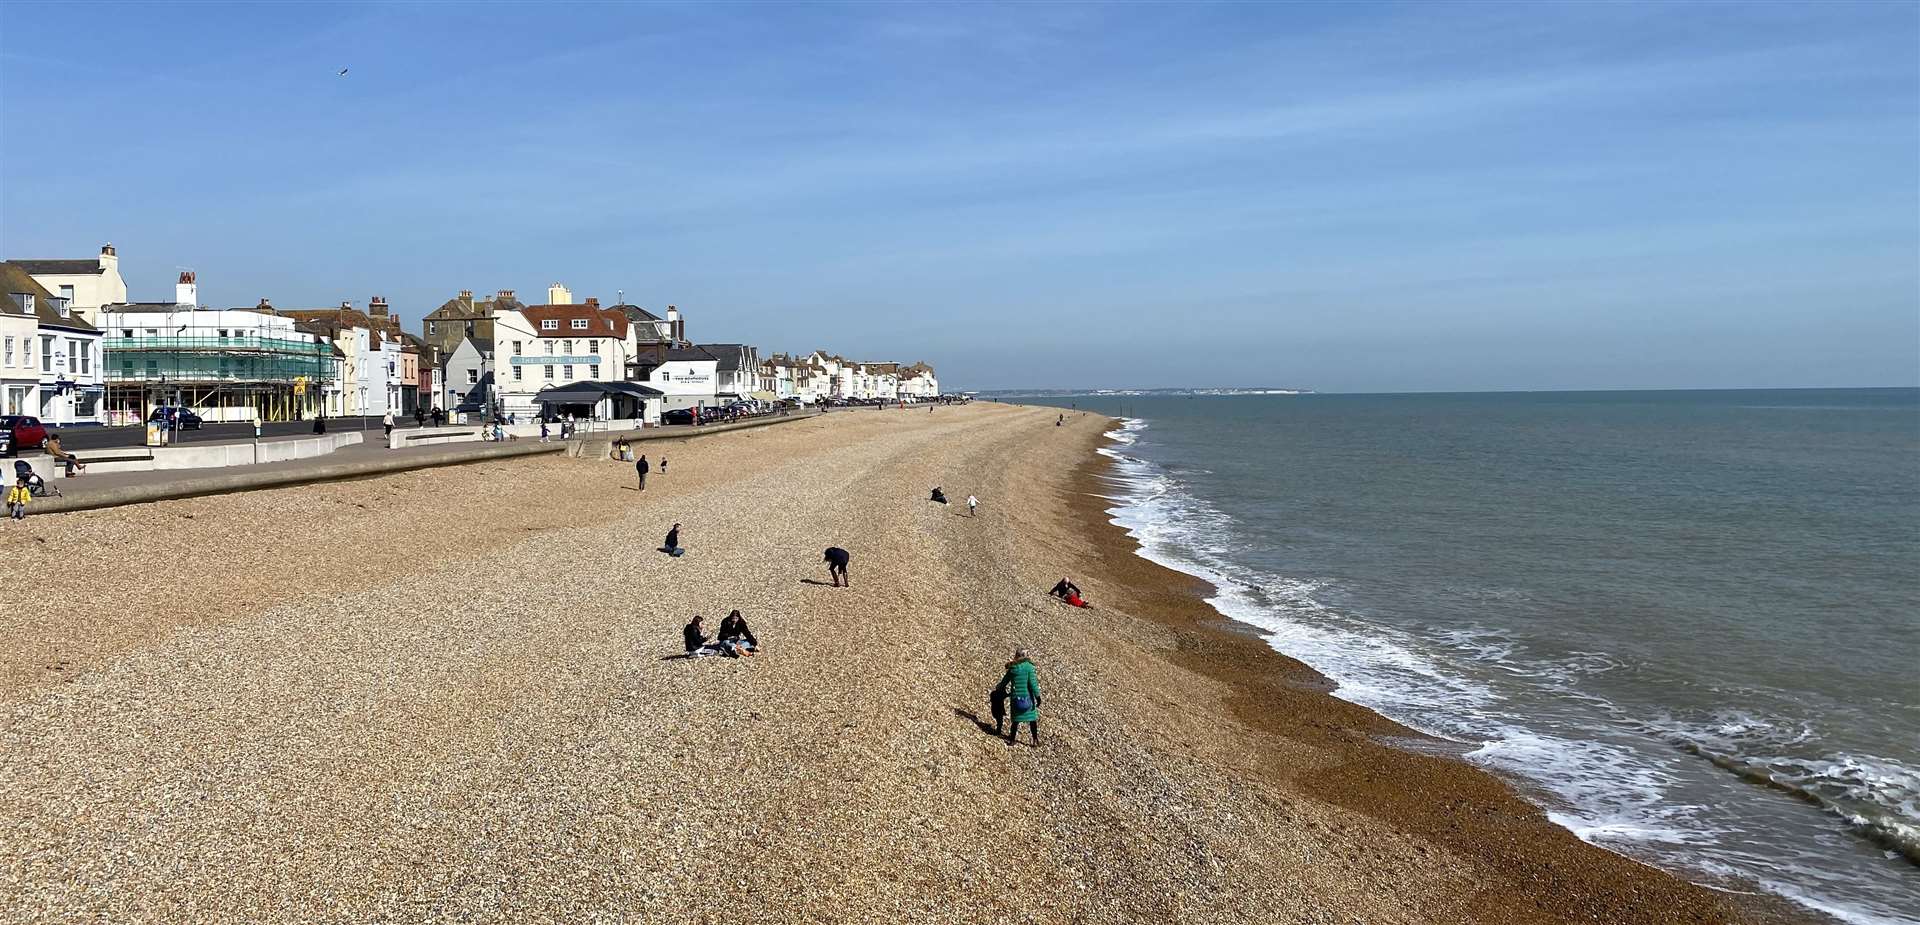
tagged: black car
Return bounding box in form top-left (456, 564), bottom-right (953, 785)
top-left (147, 406), bottom-right (204, 430)
top-left (661, 408), bottom-right (698, 425)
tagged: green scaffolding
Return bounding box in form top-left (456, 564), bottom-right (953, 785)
top-left (102, 335), bottom-right (337, 425)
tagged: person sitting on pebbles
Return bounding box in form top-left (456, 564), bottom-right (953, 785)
top-left (662, 523), bottom-right (685, 557)
top-left (715, 610), bottom-right (759, 657)
top-left (683, 615), bottom-right (714, 657)
top-left (929, 486), bottom-right (948, 505)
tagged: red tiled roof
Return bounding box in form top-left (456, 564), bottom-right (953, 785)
top-left (521, 304), bottom-right (628, 339)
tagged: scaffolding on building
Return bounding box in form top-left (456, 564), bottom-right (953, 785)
top-left (102, 328), bottom-right (339, 425)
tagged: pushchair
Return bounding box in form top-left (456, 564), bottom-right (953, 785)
top-left (11, 460), bottom-right (59, 499)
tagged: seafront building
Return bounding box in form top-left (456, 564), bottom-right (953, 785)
top-left (1, 262), bottom-right (106, 424)
top-left (13, 243), bottom-right (128, 325)
top-left (14, 244), bottom-right (941, 426)
top-left (96, 279), bottom-right (340, 424)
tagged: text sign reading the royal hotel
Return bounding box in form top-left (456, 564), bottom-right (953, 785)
top-left (509, 356), bottom-right (600, 366)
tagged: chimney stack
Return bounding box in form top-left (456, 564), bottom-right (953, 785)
top-left (584, 297), bottom-right (599, 309)
top-left (257, 298), bottom-right (273, 311)
top-left (459, 289), bottom-right (474, 301)
top-left (497, 289), bottom-right (515, 302)
top-left (666, 304), bottom-right (683, 345)
top-left (176, 271), bottom-right (197, 308)
top-left (548, 282), bottom-right (573, 305)
top-left (369, 296), bottom-right (389, 317)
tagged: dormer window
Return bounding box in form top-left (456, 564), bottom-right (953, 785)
top-left (541, 319), bottom-right (558, 331)
top-left (571, 318), bottom-right (588, 330)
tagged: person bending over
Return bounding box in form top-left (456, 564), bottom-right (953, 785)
top-left (823, 546), bottom-right (851, 587)
top-left (1049, 579), bottom-right (1081, 600)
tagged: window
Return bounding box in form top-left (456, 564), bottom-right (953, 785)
top-left (144, 328), bottom-right (157, 336)
top-left (588, 340), bottom-right (599, 354)
top-left (3, 336), bottom-right (11, 366)
top-left (544, 341), bottom-right (554, 355)
top-left (512, 340), bottom-right (523, 356)
top-left (218, 329), bottom-right (230, 339)
top-left (59, 285), bottom-right (75, 302)
top-left (41, 336), bottom-right (54, 372)
top-left (544, 365), bottom-right (554, 380)
top-left (467, 369), bottom-right (478, 385)
top-left (465, 322), bottom-right (475, 335)
top-left (540, 319), bottom-right (558, 331)
top-left (21, 294), bottom-right (34, 313)
top-left (72, 339), bottom-right (90, 374)
top-left (427, 321), bottom-right (437, 335)
top-left (590, 364), bottom-right (600, 379)
top-left (571, 318), bottom-right (588, 330)
top-left (122, 329), bottom-right (133, 338)
top-left (562, 365), bottom-right (574, 380)
top-left (513, 365), bottom-right (523, 381)
top-left (563, 340), bottom-right (574, 354)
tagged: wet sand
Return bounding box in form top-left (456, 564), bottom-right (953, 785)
top-left (0, 403), bottom-right (1806, 923)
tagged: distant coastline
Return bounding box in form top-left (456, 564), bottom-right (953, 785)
top-left (977, 387), bottom-right (1312, 398)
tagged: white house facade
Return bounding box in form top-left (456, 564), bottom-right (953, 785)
top-left (494, 300), bottom-right (639, 421)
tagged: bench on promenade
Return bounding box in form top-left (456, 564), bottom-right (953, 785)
top-left (403, 430), bottom-right (479, 442)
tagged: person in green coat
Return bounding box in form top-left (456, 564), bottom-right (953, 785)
top-left (996, 649), bottom-right (1042, 746)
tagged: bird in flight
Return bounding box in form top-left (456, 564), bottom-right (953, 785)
top-left (337, 67), bottom-right (349, 77)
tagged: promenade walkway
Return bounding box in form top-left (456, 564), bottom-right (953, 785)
top-left (25, 413), bottom-right (817, 515)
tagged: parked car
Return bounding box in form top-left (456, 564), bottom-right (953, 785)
top-left (661, 409), bottom-right (698, 425)
top-left (147, 406), bottom-right (204, 430)
top-left (0, 415), bottom-right (49, 456)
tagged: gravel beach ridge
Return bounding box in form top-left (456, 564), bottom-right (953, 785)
top-left (0, 403), bottom-right (1798, 924)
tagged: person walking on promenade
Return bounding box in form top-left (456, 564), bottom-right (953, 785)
top-left (539, 420), bottom-right (550, 443)
top-left (313, 413), bottom-right (327, 435)
top-left (414, 407), bottom-right (426, 427)
top-left (823, 546), bottom-right (851, 587)
top-left (996, 649), bottom-right (1042, 745)
top-left (6, 476), bottom-right (30, 520)
top-left (966, 494), bottom-right (978, 517)
top-left (382, 409), bottom-right (394, 440)
top-left (636, 454), bottom-right (650, 491)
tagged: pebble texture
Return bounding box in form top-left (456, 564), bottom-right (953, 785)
top-left (0, 404), bottom-right (1777, 924)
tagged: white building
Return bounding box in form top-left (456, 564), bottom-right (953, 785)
top-left (629, 344), bottom-right (719, 415)
top-left (15, 243), bottom-right (128, 326)
top-left (900, 362), bottom-right (939, 399)
top-left (495, 299), bottom-right (643, 421)
top-left (1, 269), bottom-right (43, 417)
top-left (699, 343), bottom-right (760, 402)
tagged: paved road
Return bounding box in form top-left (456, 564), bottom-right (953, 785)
top-left (47, 417), bottom-right (394, 451)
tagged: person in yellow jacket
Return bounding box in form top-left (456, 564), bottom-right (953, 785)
top-left (6, 476), bottom-right (30, 520)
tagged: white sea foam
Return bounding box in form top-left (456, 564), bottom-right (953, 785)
top-left (1093, 418), bottom-right (1920, 925)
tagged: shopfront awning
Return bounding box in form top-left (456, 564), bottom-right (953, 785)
top-left (535, 381), bottom-right (664, 404)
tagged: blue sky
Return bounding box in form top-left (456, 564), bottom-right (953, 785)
top-left (2, 1), bottom-right (1915, 391)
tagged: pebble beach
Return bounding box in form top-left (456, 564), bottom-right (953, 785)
top-left (0, 403), bottom-right (1798, 924)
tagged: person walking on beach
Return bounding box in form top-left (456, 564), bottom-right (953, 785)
top-left (996, 649), bottom-right (1042, 746)
top-left (966, 494), bottom-right (978, 517)
top-left (823, 546), bottom-right (851, 587)
top-left (636, 454), bottom-right (650, 491)
top-left (660, 456), bottom-right (667, 474)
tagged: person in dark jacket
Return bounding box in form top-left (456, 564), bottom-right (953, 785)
top-left (929, 487), bottom-right (948, 505)
top-left (996, 649), bottom-right (1042, 745)
top-left (1049, 578), bottom-right (1081, 600)
top-left (683, 615), bottom-right (708, 655)
top-left (636, 454), bottom-right (650, 491)
top-left (823, 546), bottom-right (850, 587)
top-left (313, 414), bottom-right (327, 434)
top-left (716, 609), bottom-right (758, 656)
top-left (663, 523), bottom-right (684, 557)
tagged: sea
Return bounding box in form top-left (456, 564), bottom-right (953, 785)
top-left (1015, 389), bottom-right (1919, 925)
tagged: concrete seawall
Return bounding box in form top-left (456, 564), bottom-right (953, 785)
top-left (27, 412), bottom-right (818, 515)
